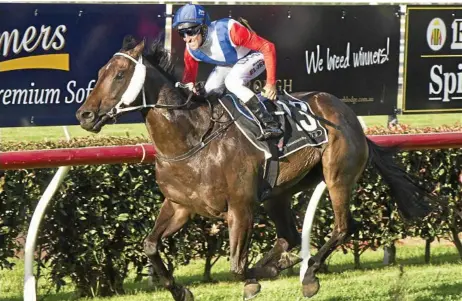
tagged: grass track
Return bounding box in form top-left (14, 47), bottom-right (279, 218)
top-left (1, 243), bottom-right (462, 301)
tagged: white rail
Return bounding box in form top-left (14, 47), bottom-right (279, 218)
top-left (23, 166), bottom-right (71, 301)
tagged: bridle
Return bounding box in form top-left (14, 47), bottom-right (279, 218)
top-left (105, 51), bottom-right (233, 162)
top-left (106, 52), bottom-right (196, 119)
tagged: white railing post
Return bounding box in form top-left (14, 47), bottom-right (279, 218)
top-left (299, 180), bottom-right (326, 282)
top-left (24, 126), bottom-right (72, 301)
top-left (23, 166), bottom-right (71, 301)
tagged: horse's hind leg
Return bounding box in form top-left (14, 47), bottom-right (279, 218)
top-left (301, 182), bottom-right (354, 297)
top-left (246, 193), bottom-right (302, 280)
top-left (144, 198), bottom-right (193, 301)
top-left (302, 141), bottom-right (367, 298)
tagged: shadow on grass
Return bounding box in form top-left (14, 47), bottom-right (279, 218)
top-left (0, 297), bottom-right (22, 301)
top-left (0, 291), bottom-right (76, 301)
top-left (0, 271), bottom-right (236, 301)
top-left (323, 297), bottom-right (356, 301)
top-left (4, 251), bottom-right (460, 300)
top-left (319, 251), bottom-right (461, 275)
top-left (123, 270), bottom-right (236, 294)
top-left (123, 251), bottom-right (461, 295)
top-left (122, 251), bottom-right (462, 291)
top-left (414, 283), bottom-right (462, 301)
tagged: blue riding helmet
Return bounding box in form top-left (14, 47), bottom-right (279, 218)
top-left (172, 4), bottom-right (211, 29)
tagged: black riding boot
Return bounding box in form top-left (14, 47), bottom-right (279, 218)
top-left (245, 96), bottom-right (283, 141)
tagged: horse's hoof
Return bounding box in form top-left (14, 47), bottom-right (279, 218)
top-left (243, 279), bottom-right (261, 300)
top-left (302, 277), bottom-right (320, 298)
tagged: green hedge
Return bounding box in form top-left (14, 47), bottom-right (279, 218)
top-left (1, 126), bottom-right (461, 297)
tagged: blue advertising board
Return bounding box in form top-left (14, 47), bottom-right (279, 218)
top-left (0, 3), bottom-right (166, 127)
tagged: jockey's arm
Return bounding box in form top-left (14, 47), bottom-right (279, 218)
top-left (182, 48), bottom-right (199, 84)
top-left (229, 22), bottom-right (277, 86)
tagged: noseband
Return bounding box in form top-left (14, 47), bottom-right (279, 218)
top-left (106, 52), bottom-right (197, 119)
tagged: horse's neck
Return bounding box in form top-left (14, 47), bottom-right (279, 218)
top-left (143, 79), bottom-right (210, 158)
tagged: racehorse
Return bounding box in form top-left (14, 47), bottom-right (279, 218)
top-left (76, 36), bottom-right (435, 301)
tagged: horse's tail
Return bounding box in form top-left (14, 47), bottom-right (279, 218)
top-left (366, 138), bottom-right (434, 220)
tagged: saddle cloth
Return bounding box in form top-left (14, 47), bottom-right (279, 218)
top-left (218, 91), bottom-right (329, 200)
top-left (218, 91), bottom-right (329, 160)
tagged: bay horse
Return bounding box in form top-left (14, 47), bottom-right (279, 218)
top-left (76, 36), bottom-right (434, 300)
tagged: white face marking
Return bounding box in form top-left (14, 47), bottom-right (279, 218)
top-left (105, 62), bottom-right (112, 70)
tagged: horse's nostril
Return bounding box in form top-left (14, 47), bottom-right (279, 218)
top-left (80, 110), bottom-right (96, 121)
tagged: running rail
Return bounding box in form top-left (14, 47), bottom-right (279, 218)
top-left (2, 132), bottom-right (461, 170)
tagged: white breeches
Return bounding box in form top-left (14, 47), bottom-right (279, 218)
top-left (204, 52), bottom-right (265, 103)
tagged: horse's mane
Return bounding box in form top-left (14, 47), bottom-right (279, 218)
top-left (121, 35), bottom-right (204, 103)
top-left (121, 35), bottom-right (179, 84)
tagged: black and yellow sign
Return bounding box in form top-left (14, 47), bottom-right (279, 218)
top-left (403, 6), bottom-right (462, 113)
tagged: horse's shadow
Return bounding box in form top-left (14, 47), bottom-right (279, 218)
top-left (121, 250), bottom-right (461, 294)
top-left (0, 291), bottom-right (75, 301)
top-left (3, 252), bottom-right (458, 301)
top-left (414, 283), bottom-right (462, 301)
top-left (323, 250), bottom-right (461, 274)
top-left (125, 270), bottom-right (236, 292)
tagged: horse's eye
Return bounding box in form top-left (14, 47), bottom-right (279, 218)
top-left (115, 71), bottom-right (124, 80)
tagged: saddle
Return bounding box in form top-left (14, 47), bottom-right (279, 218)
top-left (217, 91), bottom-right (329, 201)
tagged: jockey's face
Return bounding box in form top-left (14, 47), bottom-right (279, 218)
top-left (182, 31), bottom-right (202, 50)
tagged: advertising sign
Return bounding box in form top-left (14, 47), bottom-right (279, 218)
top-left (0, 3), bottom-right (166, 127)
top-left (171, 5), bottom-right (401, 116)
top-left (403, 6), bottom-right (462, 113)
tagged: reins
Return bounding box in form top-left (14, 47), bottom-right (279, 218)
top-left (154, 84), bottom-right (234, 163)
top-left (106, 52), bottom-right (234, 163)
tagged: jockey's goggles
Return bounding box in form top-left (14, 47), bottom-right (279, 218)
top-left (178, 25), bottom-right (202, 38)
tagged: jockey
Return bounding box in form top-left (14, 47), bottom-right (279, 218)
top-left (172, 4), bottom-right (283, 141)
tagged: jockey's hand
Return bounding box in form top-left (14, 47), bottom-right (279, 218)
top-left (175, 82), bottom-right (198, 94)
top-left (184, 82), bottom-right (198, 94)
top-left (262, 83), bottom-right (277, 101)
top-left (195, 81), bottom-right (206, 96)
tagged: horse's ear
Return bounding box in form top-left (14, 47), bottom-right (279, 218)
top-left (130, 39), bottom-right (145, 58)
top-left (122, 35), bottom-right (137, 50)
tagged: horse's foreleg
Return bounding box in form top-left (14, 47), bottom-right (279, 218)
top-left (246, 195), bottom-right (302, 280)
top-left (227, 203), bottom-right (257, 300)
top-left (144, 199), bottom-right (193, 301)
top-left (265, 194), bottom-right (301, 249)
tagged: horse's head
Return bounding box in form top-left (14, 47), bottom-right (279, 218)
top-left (76, 36), bottom-right (145, 133)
